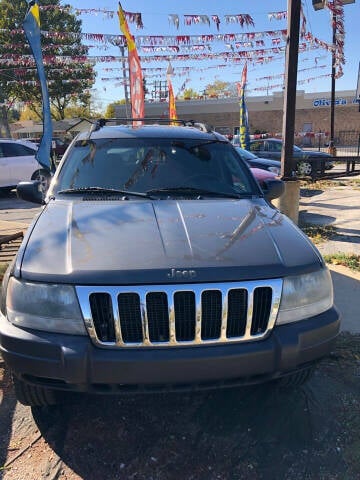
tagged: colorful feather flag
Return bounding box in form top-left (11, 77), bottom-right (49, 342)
top-left (118, 2), bottom-right (144, 124)
top-left (23, 0), bottom-right (52, 171)
top-left (167, 77), bottom-right (177, 123)
top-left (237, 63), bottom-right (250, 150)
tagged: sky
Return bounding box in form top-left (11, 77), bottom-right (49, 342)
top-left (62, 0), bottom-right (360, 109)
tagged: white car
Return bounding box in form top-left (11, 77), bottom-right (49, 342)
top-left (0, 139), bottom-right (51, 193)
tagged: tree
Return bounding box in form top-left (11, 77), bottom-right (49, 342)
top-left (20, 105), bottom-right (41, 121)
top-left (0, 0), bottom-right (95, 121)
top-left (204, 80), bottom-right (236, 98)
top-left (104, 100), bottom-right (127, 118)
top-left (180, 88), bottom-right (199, 100)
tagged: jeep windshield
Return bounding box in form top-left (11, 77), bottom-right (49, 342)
top-left (54, 138), bottom-right (260, 198)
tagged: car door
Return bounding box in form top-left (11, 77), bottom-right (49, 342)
top-left (249, 140), bottom-right (267, 158)
top-left (1, 142), bottom-right (39, 186)
top-left (0, 143), bottom-right (12, 187)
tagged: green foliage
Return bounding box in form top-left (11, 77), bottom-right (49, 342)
top-left (323, 253), bottom-right (360, 272)
top-left (181, 88), bottom-right (198, 99)
top-left (104, 100), bottom-right (126, 118)
top-left (204, 80), bottom-right (236, 98)
top-left (0, 0), bottom-right (95, 120)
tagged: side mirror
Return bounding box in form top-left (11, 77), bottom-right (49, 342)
top-left (17, 181), bottom-right (45, 205)
top-left (262, 179), bottom-right (285, 201)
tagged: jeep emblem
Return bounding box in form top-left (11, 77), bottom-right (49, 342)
top-left (167, 268), bottom-right (197, 279)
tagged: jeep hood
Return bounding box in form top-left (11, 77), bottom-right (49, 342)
top-left (19, 199), bottom-right (322, 284)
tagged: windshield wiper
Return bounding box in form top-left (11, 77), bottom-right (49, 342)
top-left (57, 187), bottom-right (154, 199)
top-left (146, 187), bottom-right (246, 199)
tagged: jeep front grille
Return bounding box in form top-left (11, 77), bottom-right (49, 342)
top-left (76, 280), bottom-right (282, 348)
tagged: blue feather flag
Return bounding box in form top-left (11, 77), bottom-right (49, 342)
top-left (23, 0), bottom-right (52, 171)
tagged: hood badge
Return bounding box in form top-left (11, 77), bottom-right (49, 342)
top-left (167, 268), bottom-right (197, 279)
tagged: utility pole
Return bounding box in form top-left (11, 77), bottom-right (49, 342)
top-left (329, 8), bottom-right (337, 156)
top-left (312, 0), bottom-right (356, 153)
top-left (276, 0), bottom-right (301, 223)
top-left (0, 86), bottom-right (11, 138)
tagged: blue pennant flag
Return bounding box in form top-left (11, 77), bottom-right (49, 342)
top-left (23, 0), bottom-right (52, 171)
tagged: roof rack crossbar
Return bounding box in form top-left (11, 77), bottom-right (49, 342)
top-left (86, 118), bottom-right (214, 137)
top-left (90, 118), bottom-right (188, 127)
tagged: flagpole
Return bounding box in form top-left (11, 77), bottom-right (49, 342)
top-left (119, 45), bottom-right (130, 118)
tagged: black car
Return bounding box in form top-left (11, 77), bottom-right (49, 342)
top-left (249, 138), bottom-right (334, 176)
top-left (234, 146), bottom-right (281, 176)
top-left (0, 119), bottom-right (339, 406)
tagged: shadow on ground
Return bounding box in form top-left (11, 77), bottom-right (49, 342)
top-left (299, 211), bottom-right (336, 226)
top-left (300, 188), bottom-right (324, 198)
top-left (0, 190), bottom-right (39, 210)
top-left (28, 355), bottom-right (359, 480)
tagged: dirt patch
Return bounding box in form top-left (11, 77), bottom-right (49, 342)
top-left (1, 333), bottom-right (359, 480)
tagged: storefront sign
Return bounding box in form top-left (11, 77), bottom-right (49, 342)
top-left (313, 98), bottom-right (347, 107)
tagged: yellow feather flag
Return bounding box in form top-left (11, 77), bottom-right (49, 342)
top-left (167, 76), bottom-right (177, 124)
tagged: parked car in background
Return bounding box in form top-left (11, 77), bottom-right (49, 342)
top-left (51, 137), bottom-right (69, 158)
top-left (27, 137), bottom-right (69, 159)
top-left (249, 167), bottom-right (284, 201)
top-left (0, 139), bottom-right (51, 193)
top-left (250, 167), bottom-right (277, 184)
top-left (249, 138), bottom-right (334, 176)
top-left (234, 146), bottom-right (281, 176)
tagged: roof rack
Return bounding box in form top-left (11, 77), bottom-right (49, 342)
top-left (88, 118), bottom-right (214, 134)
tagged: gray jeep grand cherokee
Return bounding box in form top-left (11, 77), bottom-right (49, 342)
top-left (0, 120), bottom-right (340, 406)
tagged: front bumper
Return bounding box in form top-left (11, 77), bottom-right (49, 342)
top-left (0, 307), bottom-right (340, 393)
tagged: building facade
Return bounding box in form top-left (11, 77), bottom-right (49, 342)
top-left (115, 89), bottom-right (360, 146)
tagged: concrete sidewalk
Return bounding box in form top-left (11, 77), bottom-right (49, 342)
top-left (299, 182), bottom-right (360, 256)
top-left (328, 265), bottom-right (360, 334)
top-left (299, 177), bottom-right (360, 333)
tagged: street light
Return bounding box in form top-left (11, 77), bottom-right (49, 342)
top-left (312, 0), bottom-right (355, 156)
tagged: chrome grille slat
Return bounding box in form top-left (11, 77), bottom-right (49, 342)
top-left (76, 280), bottom-right (283, 349)
top-left (139, 291), bottom-right (151, 346)
top-left (245, 287), bottom-right (254, 339)
top-left (194, 288), bottom-right (202, 343)
top-left (110, 292), bottom-right (124, 346)
top-left (220, 291), bottom-right (228, 342)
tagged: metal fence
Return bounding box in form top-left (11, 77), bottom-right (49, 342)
top-left (314, 130), bottom-right (360, 156)
top-left (302, 131), bottom-right (360, 180)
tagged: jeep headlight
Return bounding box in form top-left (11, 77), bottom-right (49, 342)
top-left (6, 277), bottom-right (86, 335)
top-left (277, 268), bottom-right (333, 324)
